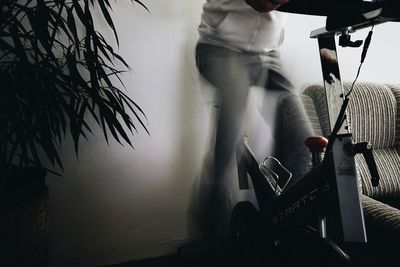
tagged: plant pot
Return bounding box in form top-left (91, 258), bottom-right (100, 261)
top-left (0, 167), bottom-right (49, 267)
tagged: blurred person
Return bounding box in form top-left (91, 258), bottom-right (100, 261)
top-left (193, 0), bottom-right (294, 242)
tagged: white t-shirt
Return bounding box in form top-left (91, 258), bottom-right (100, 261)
top-left (198, 0), bottom-right (287, 52)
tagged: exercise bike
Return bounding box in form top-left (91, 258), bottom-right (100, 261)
top-left (231, 1), bottom-right (399, 266)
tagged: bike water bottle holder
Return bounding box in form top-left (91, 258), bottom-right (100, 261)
top-left (259, 157), bottom-right (293, 197)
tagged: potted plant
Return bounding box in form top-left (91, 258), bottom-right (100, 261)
top-left (0, 0), bottom-right (148, 266)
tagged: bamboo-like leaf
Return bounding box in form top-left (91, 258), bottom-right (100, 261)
top-left (9, 20), bottom-right (28, 63)
top-left (99, 110), bottom-right (110, 145)
top-left (92, 31), bottom-right (113, 63)
top-left (28, 2), bottom-right (51, 52)
top-left (119, 91), bottom-right (149, 135)
top-left (132, 0), bottom-right (150, 13)
top-left (28, 139), bottom-right (41, 168)
top-left (100, 104), bottom-right (129, 146)
top-left (97, 32), bottom-right (131, 70)
top-left (72, 101), bottom-right (91, 155)
top-left (71, 0), bottom-right (87, 29)
top-left (96, 61), bottom-right (115, 91)
top-left (39, 136), bottom-right (63, 170)
top-left (47, 5), bottom-right (74, 46)
top-left (66, 6), bottom-right (81, 58)
top-left (0, 37), bottom-right (16, 55)
top-left (97, 0), bottom-right (119, 46)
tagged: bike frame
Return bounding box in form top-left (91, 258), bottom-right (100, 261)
top-left (235, 15), bottom-right (391, 244)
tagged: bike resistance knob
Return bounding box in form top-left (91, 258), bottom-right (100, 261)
top-left (305, 136), bottom-right (329, 153)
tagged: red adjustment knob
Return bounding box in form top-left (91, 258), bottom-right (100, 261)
top-left (305, 136), bottom-right (329, 153)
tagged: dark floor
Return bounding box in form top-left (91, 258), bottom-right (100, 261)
top-left (102, 236), bottom-right (365, 267)
top-left (103, 241), bottom-right (243, 267)
top-left (103, 256), bottom-right (182, 267)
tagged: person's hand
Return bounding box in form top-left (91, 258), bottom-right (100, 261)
top-left (245, 0), bottom-right (289, 12)
top-left (320, 48), bottom-right (337, 65)
top-left (320, 48), bottom-right (339, 84)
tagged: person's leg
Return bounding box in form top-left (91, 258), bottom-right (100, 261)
top-left (260, 51), bottom-right (315, 181)
top-left (195, 43), bottom-right (261, 239)
top-left (256, 50), bottom-right (293, 92)
top-left (196, 43), bottom-right (261, 183)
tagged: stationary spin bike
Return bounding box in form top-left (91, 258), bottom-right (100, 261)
top-left (231, 1), bottom-right (399, 266)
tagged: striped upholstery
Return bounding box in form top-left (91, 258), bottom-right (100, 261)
top-left (303, 83), bottom-right (400, 200)
top-left (346, 83), bottom-right (396, 148)
top-left (362, 195), bottom-right (400, 233)
top-left (303, 85), bottom-right (330, 137)
top-left (388, 84), bottom-right (400, 146)
top-left (360, 194), bottom-right (400, 266)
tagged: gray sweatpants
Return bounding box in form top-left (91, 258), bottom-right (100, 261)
top-left (196, 42), bottom-right (293, 181)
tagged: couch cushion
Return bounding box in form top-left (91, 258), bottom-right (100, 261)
top-left (388, 84), bottom-right (400, 147)
top-left (346, 83), bottom-right (396, 149)
top-left (356, 195), bottom-right (400, 266)
top-left (303, 85), bottom-right (331, 137)
top-left (357, 148), bottom-right (400, 199)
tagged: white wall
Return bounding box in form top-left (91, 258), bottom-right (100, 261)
top-left (281, 14), bottom-right (400, 90)
top-left (47, 1), bottom-right (400, 266)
